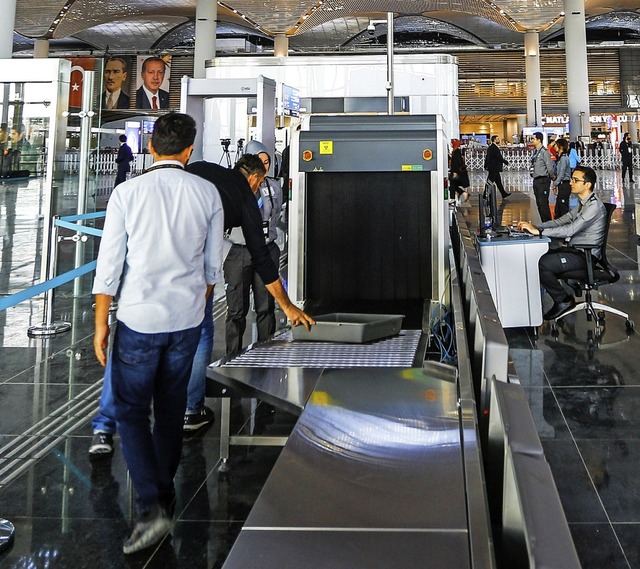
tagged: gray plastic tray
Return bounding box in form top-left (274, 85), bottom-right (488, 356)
top-left (291, 313), bottom-right (404, 343)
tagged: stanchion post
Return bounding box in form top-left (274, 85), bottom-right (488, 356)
top-left (0, 518), bottom-right (15, 553)
top-left (28, 216), bottom-right (72, 337)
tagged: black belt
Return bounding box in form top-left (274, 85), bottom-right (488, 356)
top-left (534, 176), bottom-right (550, 180)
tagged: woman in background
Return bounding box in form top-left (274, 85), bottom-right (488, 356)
top-left (568, 141), bottom-right (582, 170)
top-left (553, 138), bottom-right (571, 218)
top-left (449, 139), bottom-right (470, 204)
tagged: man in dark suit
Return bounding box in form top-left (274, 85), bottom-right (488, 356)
top-left (114, 134), bottom-right (134, 187)
top-left (101, 57), bottom-right (131, 110)
top-left (484, 135), bottom-right (511, 199)
top-left (135, 57), bottom-right (170, 110)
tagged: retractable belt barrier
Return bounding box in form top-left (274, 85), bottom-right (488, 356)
top-left (0, 212), bottom-right (105, 325)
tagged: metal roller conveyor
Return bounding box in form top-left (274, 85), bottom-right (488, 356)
top-left (207, 329), bottom-right (425, 468)
top-left (222, 329), bottom-right (421, 368)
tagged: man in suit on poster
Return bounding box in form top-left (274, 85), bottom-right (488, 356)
top-left (135, 57), bottom-right (170, 110)
top-left (101, 57), bottom-right (131, 110)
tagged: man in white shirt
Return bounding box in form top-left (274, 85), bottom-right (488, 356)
top-left (92, 112), bottom-right (224, 554)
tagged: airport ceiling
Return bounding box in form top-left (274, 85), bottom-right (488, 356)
top-left (11, 0), bottom-right (640, 56)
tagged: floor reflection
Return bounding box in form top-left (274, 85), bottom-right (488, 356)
top-left (0, 169), bottom-right (639, 567)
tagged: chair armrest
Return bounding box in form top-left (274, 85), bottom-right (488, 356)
top-left (567, 245), bottom-right (596, 285)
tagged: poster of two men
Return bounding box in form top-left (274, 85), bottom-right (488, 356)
top-left (101, 55), bottom-right (171, 111)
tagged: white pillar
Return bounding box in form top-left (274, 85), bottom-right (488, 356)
top-left (193, 0), bottom-right (217, 79)
top-left (631, 122), bottom-right (639, 144)
top-left (0, 0), bottom-right (17, 58)
top-left (34, 39), bottom-right (50, 58)
top-left (274, 34), bottom-right (289, 57)
top-left (564, 0), bottom-right (590, 141)
top-left (524, 31), bottom-right (542, 127)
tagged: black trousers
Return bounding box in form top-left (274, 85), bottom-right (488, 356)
top-left (533, 176), bottom-right (552, 222)
top-left (539, 248), bottom-right (587, 303)
top-left (554, 180), bottom-right (571, 219)
top-left (622, 160), bottom-right (634, 182)
top-left (488, 171), bottom-right (508, 197)
top-left (224, 241), bottom-right (281, 355)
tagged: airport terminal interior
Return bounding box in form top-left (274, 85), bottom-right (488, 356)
top-left (1, 168), bottom-right (639, 568)
top-left (3, 0), bottom-right (640, 567)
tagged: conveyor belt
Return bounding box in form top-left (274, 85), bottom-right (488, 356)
top-left (222, 329), bottom-right (422, 368)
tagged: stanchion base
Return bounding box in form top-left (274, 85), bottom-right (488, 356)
top-left (27, 322), bottom-right (72, 337)
top-left (0, 518), bottom-right (15, 553)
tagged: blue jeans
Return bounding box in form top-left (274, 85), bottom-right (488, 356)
top-left (92, 295), bottom-right (214, 432)
top-left (111, 320), bottom-right (201, 514)
top-left (186, 294), bottom-right (214, 413)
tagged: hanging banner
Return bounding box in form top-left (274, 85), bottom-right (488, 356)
top-left (67, 57), bottom-right (95, 108)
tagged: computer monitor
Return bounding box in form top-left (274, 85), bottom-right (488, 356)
top-left (479, 180), bottom-right (501, 234)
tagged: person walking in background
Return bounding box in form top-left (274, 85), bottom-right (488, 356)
top-left (530, 131), bottom-right (555, 222)
top-left (620, 132), bottom-right (635, 184)
top-left (92, 113), bottom-right (224, 554)
top-left (449, 139), bottom-right (470, 204)
top-left (484, 135), bottom-right (511, 199)
top-left (114, 134), bottom-right (134, 187)
top-left (568, 141), bottom-right (582, 170)
top-left (547, 137), bottom-right (559, 162)
top-left (552, 138), bottom-right (571, 219)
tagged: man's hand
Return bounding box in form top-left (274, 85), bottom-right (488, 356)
top-left (94, 322), bottom-right (110, 366)
top-left (264, 278), bottom-right (315, 331)
top-left (517, 221), bottom-right (540, 235)
top-left (282, 304), bottom-right (315, 331)
top-left (94, 294), bottom-right (113, 366)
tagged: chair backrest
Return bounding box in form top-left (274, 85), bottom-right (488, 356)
top-left (561, 201), bottom-right (618, 287)
top-left (593, 202), bottom-right (619, 285)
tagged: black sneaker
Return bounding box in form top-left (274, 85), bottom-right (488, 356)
top-left (88, 432), bottom-right (114, 456)
top-left (183, 406), bottom-right (215, 432)
top-left (123, 506), bottom-right (173, 554)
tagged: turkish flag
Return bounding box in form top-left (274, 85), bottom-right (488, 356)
top-left (67, 57), bottom-right (95, 108)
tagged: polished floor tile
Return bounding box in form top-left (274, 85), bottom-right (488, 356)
top-left (2, 169), bottom-right (640, 568)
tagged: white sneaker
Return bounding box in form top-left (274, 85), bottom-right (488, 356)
top-left (123, 507), bottom-right (173, 554)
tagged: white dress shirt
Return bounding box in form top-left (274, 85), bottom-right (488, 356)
top-left (93, 160), bottom-right (224, 333)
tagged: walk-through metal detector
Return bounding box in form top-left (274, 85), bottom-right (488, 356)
top-left (288, 115), bottom-right (449, 321)
top-left (180, 75), bottom-right (276, 170)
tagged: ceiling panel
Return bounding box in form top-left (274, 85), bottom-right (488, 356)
top-left (11, 0), bottom-right (637, 53)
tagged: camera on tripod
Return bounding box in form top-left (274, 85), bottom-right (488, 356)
top-left (237, 138), bottom-right (245, 152)
top-left (220, 138), bottom-right (231, 151)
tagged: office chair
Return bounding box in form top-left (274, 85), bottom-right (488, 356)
top-left (554, 202), bottom-right (634, 335)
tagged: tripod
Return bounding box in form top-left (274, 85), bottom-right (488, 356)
top-left (219, 139), bottom-right (232, 168)
top-left (235, 138), bottom-right (245, 164)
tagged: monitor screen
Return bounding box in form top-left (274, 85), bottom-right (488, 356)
top-left (282, 85), bottom-right (300, 117)
top-left (142, 119), bottom-right (155, 134)
top-left (479, 180), bottom-right (500, 234)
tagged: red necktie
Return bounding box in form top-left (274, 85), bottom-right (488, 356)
top-left (152, 96), bottom-right (158, 110)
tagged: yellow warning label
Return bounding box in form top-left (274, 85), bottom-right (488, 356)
top-left (319, 140), bottom-right (333, 154)
top-left (401, 165), bottom-right (413, 171)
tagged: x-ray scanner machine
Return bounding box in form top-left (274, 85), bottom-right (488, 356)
top-left (288, 115), bottom-right (449, 315)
